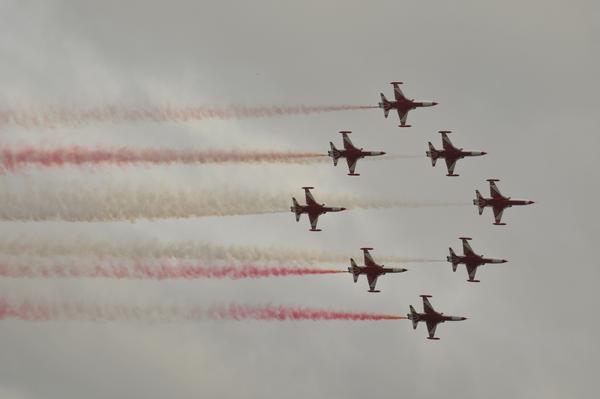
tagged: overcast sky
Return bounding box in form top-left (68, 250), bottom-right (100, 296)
top-left (1, 1), bottom-right (599, 398)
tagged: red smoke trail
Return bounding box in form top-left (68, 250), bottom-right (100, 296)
top-left (0, 262), bottom-right (346, 279)
top-left (0, 298), bottom-right (405, 322)
top-left (0, 146), bottom-right (326, 170)
top-left (0, 104), bottom-right (378, 128)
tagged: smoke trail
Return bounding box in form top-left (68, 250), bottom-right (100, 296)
top-left (379, 154), bottom-right (425, 160)
top-left (0, 146), bottom-right (327, 170)
top-left (0, 104), bottom-right (377, 128)
top-left (317, 193), bottom-right (469, 210)
top-left (0, 184), bottom-right (469, 222)
top-left (0, 239), bottom-right (438, 264)
top-left (0, 298), bottom-right (405, 322)
top-left (0, 260), bottom-right (346, 279)
top-left (0, 185), bottom-right (288, 221)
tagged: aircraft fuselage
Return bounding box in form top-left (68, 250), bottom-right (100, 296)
top-left (339, 147), bottom-right (386, 160)
top-left (429, 147), bottom-right (486, 161)
top-left (476, 197), bottom-right (534, 209)
top-left (294, 204), bottom-right (345, 217)
top-left (408, 312), bottom-right (465, 324)
top-left (380, 98), bottom-right (437, 113)
top-left (449, 254), bottom-right (507, 267)
top-left (350, 265), bottom-right (407, 276)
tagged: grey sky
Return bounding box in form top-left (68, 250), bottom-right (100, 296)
top-left (0, 1), bottom-right (599, 398)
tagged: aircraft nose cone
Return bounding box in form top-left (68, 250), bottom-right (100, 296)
top-left (529, 201), bottom-right (535, 204)
top-left (502, 259), bottom-right (508, 263)
top-left (432, 102), bottom-right (439, 106)
top-left (341, 207), bottom-right (347, 211)
top-left (481, 151), bottom-right (488, 155)
top-left (461, 317), bottom-right (468, 320)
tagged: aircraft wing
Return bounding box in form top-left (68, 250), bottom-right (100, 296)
top-left (362, 248), bottom-right (378, 267)
top-left (461, 238), bottom-right (475, 256)
top-left (392, 83), bottom-right (407, 101)
top-left (441, 132), bottom-right (456, 150)
top-left (341, 132), bottom-right (355, 150)
top-left (445, 158), bottom-right (457, 176)
top-left (308, 213), bottom-right (320, 230)
top-left (397, 110), bottom-right (408, 126)
top-left (304, 188), bottom-right (318, 207)
top-left (466, 264), bottom-right (478, 281)
top-left (489, 181), bottom-right (505, 199)
top-left (422, 296), bottom-right (436, 314)
top-left (493, 206), bottom-right (505, 225)
top-left (367, 274), bottom-right (379, 291)
top-left (346, 157), bottom-right (358, 175)
top-left (426, 320), bottom-right (438, 339)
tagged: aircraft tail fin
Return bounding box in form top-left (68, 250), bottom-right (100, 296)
top-left (350, 258), bottom-right (359, 283)
top-left (328, 142), bottom-right (341, 166)
top-left (379, 93), bottom-right (390, 118)
top-left (409, 305), bottom-right (419, 329)
top-left (427, 142), bottom-right (438, 166)
top-left (475, 190), bottom-right (485, 215)
top-left (448, 248), bottom-right (459, 272)
top-left (291, 197), bottom-right (301, 221)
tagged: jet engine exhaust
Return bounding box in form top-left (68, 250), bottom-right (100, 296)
top-left (0, 184), bottom-right (469, 222)
top-left (0, 147), bottom-right (328, 170)
top-left (0, 260), bottom-right (346, 279)
top-left (0, 298), bottom-right (406, 322)
top-left (0, 239), bottom-right (437, 265)
top-left (0, 104), bottom-right (378, 128)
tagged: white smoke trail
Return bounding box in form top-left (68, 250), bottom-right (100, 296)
top-left (0, 243), bottom-right (439, 265)
top-left (0, 181), bottom-right (468, 222)
top-left (0, 184), bottom-right (288, 221)
top-left (0, 104), bottom-right (377, 129)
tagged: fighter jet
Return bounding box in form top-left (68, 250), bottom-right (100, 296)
top-left (378, 82), bottom-right (438, 127)
top-left (447, 237), bottom-right (507, 282)
top-left (290, 187), bottom-right (346, 231)
top-left (426, 130), bottom-right (487, 176)
top-left (347, 247), bottom-right (407, 293)
top-left (407, 295), bottom-right (467, 340)
top-left (474, 179), bottom-right (535, 225)
top-left (328, 131), bottom-right (386, 176)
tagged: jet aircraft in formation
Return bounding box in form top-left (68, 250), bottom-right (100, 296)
top-left (447, 237), bottom-right (507, 282)
top-left (378, 82), bottom-right (438, 127)
top-left (328, 131), bottom-right (386, 176)
top-left (290, 187), bottom-right (346, 231)
top-left (407, 295), bottom-right (467, 340)
top-left (426, 130), bottom-right (486, 176)
top-left (347, 247), bottom-right (407, 293)
top-left (283, 81), bottom-right (533, 340)
top-left (474, 179), bottom-right (534, 225)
